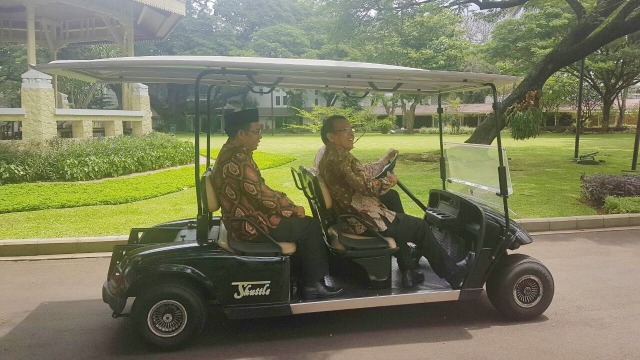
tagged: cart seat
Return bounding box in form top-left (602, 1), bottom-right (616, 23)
top-left (296, 166), bottom-right (397, 288)
top-left (297, 167), bottom-right (396, 251)
top-left (202, 169), bottom-right (296, 256)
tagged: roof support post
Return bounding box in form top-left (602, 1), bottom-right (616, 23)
top-left (121, 1), bottom-right (135, 110)
top-left (437, 94), bottom-right (446, 190)
top-left (26, 2), bottom-right (36, 68)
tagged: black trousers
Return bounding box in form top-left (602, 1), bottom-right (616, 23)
top-left (267, 216), bottom-right (329, 284)
top-left (380, 189), bottom-right (404, 214)
top-left (380, 213), bottom-right (448, 275)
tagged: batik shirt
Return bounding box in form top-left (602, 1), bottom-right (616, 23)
top-left (314, 145), bottom-right (389, 178)
top-left (211, 140), bottom-right (298, 241)
top-left (319, 143), bottom-right (397, 234)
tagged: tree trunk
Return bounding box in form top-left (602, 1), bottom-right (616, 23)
top-left (402, 107), bottom-right (414, 132)
top-left (601, 97), bottom-right (615, 131)
top-left (617, 87), bottom-right (628, 127)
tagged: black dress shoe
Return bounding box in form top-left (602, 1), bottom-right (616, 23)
top-left (323, 275), bottom-right (342, 292)
top-left (303, 280), bottom-right (343, 299)
top-left (446, 252), bottom-right (475, 289)
top-left (401, 270), bottom-right (415, 288)
top-left (412, 269), bottom-right (425, 284)
top-left (402, 269), bottom-right (424, 288)
top-left (409, 243), bottom-right (422, 269)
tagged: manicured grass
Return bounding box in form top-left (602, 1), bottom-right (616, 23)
top-left (1, 132), bottom-right (637, 239)
top-left (0, 152), bottom-right (293, 214)
top-left (0, 166), bottom-right (196, 214)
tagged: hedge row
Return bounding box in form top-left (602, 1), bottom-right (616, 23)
top-left (580, 174), bottom-right (640, 207)
top-left (0, 133), bottom-right (193, 184)
top-left (417, 126), bottom-right (477, 135)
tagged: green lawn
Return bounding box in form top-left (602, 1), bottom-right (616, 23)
top-left (1, 132), bottom-right (637, 239)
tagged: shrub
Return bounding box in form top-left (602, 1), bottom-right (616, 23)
top-left (200, 149), bottom-right (295, 169)
top-left (580, 174), bottom-right (640, 207)
top-left (0, 133), bottom-right (193, 184)
top-left (603, 196), bottom-right (640, 214)
top-left (417, 126), bottom-right (477, 135)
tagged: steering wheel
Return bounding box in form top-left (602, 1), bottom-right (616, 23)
top-left (374, 153), bottom-right (398, 179)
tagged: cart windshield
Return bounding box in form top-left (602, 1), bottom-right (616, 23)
top-left (443, 142), bottom-right (512, 213)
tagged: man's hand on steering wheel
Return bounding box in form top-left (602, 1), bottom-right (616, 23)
top-left (385, 149), bottom-right (399, 164)
top-left (375, 151), bottom-right (399, 179)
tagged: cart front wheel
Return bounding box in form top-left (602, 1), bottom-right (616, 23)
top-left (131, 283), bottom-right (206, 349)
top-left (486, 254), bottom-right (554, 321)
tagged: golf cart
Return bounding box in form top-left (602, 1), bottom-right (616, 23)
top-left (37, 56), bottom-right (554, 350)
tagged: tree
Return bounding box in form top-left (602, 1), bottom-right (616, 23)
top-left (459, 0), bottom-right (640, 144)
top-left (322, 1), bottom-right (469, 132)
top-left (135, 5), bottom-right (241, 131)
top-left (373, 93), bottom-right (401, 117)
top-left (212, 0), bottom-right (311, 46)
top-left (0, 44), bottom-right (29, 107)
top-left (0, 44), bottom-right (50, 107)
top-left (249, 24), bottom-right (311, 58)
top-left (285, 89), bottom-right (306, 124)
top-left (293, 106), bottom-right (377, 132)
top-left (540, 73), bottom-right (578, 131)
top-left (565, 36), bottom-right (640, 131)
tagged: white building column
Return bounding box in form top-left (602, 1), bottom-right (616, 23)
top-left (131, 83), bottom-right (152, 135)
top-left (104, 120), bottom-right (123, 137)
top-left (71, 120), bottom-right (93, 138)
top-left (21, 70), bottom-right (57, 141)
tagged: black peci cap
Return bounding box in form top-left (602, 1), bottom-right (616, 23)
top-left (224, 108), bottom-right (259, 129)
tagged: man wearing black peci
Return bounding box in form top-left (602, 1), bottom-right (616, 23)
top-left (211, 109), bottom-right (342, 299)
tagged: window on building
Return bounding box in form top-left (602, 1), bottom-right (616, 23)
top-left (0, 121), bottom-right (22, 140)
top-left (315, 98), bottom-right (319, 106)
top-left (283, 96), bottom-right (288, 106)
top-left (275, 96), bottom-right (281, 106)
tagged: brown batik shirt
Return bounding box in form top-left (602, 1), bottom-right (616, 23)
top-left (319, 143), bottom-right (397, 234)
top-left (211, 140), bottom-right (298, 241)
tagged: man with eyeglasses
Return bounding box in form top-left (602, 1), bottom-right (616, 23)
top-left (314, 135), bottom-right (405, 215)
top-left (318, 115), bottom-right (472, 289)
top-left (211, 109), bottom-right (342, 299)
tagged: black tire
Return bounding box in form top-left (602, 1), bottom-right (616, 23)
top-left (131, 283), bottom-right (206, 350)
top-left (486, 253), bottom-right (554, 321)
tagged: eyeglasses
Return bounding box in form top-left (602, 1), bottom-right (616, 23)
top-left (244, 128), bottom-right (262, 135)
top-left (332, 127), bottom-right (355, 134)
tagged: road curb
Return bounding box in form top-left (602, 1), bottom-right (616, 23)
top-left (1, 214), bottom-right (639, 258)
top-left (517, 213), bottom-right (640, 232)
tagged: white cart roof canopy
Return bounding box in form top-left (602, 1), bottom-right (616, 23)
top-left (35, 56), bottom-right (519, 94)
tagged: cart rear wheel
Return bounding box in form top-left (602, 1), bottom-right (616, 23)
top-left (131, 283), bottom-right (206, 349)
top-left (486, 254), bottom-right (554, 321)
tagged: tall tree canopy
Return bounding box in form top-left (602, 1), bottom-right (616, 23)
top-left (459, 0), bottom-right (640, 144)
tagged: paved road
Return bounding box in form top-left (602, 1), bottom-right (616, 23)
top-left (1, 228), bottom-right (639, 360)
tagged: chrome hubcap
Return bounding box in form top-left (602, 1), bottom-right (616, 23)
top-left (147, 300), bottom-right (187, 337)
top-left (513, 275), bottom-right (542, 308)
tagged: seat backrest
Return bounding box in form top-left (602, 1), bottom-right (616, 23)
top-left (201, 169), bottom-right (220, 213)
top-left (299, 166), bottom-right (336, 230)
top-left (204, 168), bottom-right (296, 256)
top-left (299, 166), bottom-right (397, 252)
